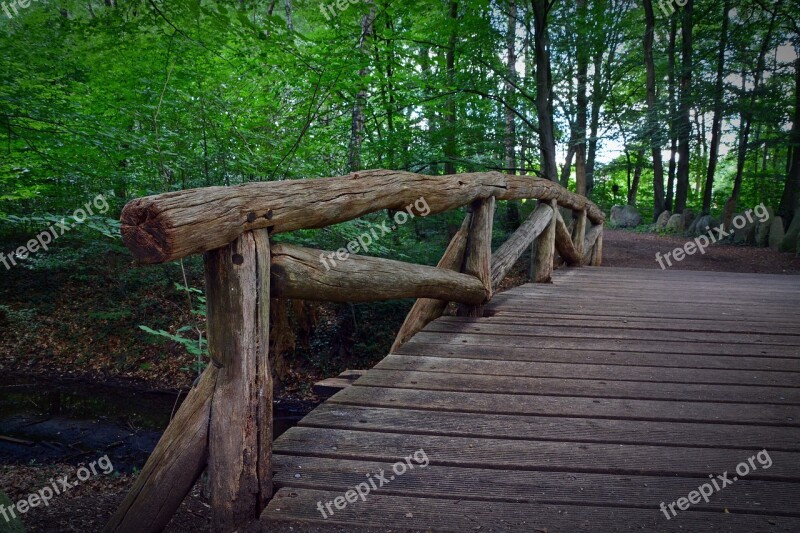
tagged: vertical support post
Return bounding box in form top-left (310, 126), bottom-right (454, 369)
top-left (573, 208), bottom-right (587, 259)
top-left (205, 229), bottom-right (272, 532)
top-left (457, 197), bottom-right (495, 317)
top-left (533, 199), bottom-right (557, 282)
top-left (591, 228), bottom-right (603, 266)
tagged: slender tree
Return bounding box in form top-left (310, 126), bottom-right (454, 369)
top-left (642, 0), bottom-right (666, 219)
top-left (674, 0), bottom-right (693, 214)
top-left (701, 0), bottom-right (731, 215)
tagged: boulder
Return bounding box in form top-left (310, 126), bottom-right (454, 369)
top-left (655, 210), bottom-right (672, 229)
top-left (610, 204), bottom-right (642, 228)
top-left (690, 214), bottom-right (716, 237)
top-left (665, 214), bottom-right (683, 232)
top-left (780, 209), bottom-right (800, 254)
top-left (768, 216), bottom-right (784, 250)
top-left (732, 212), bottom-right (757, 244)
top-left (755, 220), bottom-right (771, 247)
top-left (681, 209), bottom-right (696, 231)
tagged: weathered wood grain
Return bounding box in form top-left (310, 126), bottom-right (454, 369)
top-left (270, 243), bottom-right (487, 304)
top-left (490, 202), bottom-right (553, 289)
top-left (205, 230), bottom-right (272, 531)
top-left (533, 199), bottom-right (557, 282)
top-left (554, 208), bottom-right (581, 265)
top-left (120, 169), bottom-right (604, 264)
top-left (572, 208), bottom-right (587, 258)
top-left (457, 198), bottom-right (495, 316)
top-left (390, 213), bottom-right (472, 352)
top-left (103, 366), bottom-right (217, 533)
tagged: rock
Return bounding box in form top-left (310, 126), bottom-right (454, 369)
top-left (665, 214), bottom-right (683, 232)
top-left (768, 217), bottom-right (784, 250)
top-left (756, 221), bottom-right (771, 247)
top-left (655, 210), bottom-right (672, 229)
top-left (691, 214), bottom-right (716, 237)
top-left (610, 204), bottom-right (642, 228)
top-left (732, 212), bottom-right (757, 244)
top-left (780, 209), bottom-right (800, 253)
top-left (681, 209), bottom-right (696, 231)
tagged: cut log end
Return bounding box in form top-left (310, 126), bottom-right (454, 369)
top-left (120, 200), bottom-right (173, 265)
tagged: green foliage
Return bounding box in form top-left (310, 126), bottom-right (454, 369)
top-left (139, 281), bottom-right (207, 374)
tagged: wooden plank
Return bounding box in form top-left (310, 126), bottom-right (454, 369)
top-left (263, 488), bottom-right (800, 532)
top-left (312, 370), bottom-right (366, 399)
top-left (328, 386), bottom-right (800, 426)
top-left (475, 313), bottom-right (800, 335)
top-left (422, 321), bottom-right (800, 346)
top-left (299, 404), bottom-right (800, 451)
top-left (272, 427), bottom-right (800, 480)
top-left (375, 354), bottom-right (800, 387)
top-left (271, 456), bottom-right (800, 516)
top-left (407, 331), bottom-right (800, 358)
top-left (271, 243), bottom-right (486, 304)
top-left (352, 368), bottom-right (800, 404)
top-left (394, 341), bottom-right (800, 371)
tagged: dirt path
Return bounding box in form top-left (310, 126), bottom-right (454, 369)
top-left (601, 228), bottom-right (800, 274)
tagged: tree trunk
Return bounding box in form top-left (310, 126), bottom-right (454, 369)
top-left (531, 0), bottom-right (557, 181)
top-left (505, 1), bottom-right (520, 227)
top-left (347, 7), bottom-right (376, 173)
top-left (628, 149), bottom-right (645, 206)
top-left (666, 13), bottom-right (677, 211)
top-left (779, 57), bottom-right (800, 220)
top-left (575, 0), bottom-right (589, 196)
top-left (643, 0), bottom-right (665, 220)
top-left (702, 0), bottom-right (730, 216)
top-left (727, 3), bottom-right (781, 223)
top-left (674, 0), bottom-right (693, 214)
top-left (444, 1), bottom-right (458, 175)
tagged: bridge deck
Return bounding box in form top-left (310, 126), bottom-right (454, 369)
top-left (263, 267), bottom-right (800, 531)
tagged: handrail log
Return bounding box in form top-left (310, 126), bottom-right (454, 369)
top-left (270, 243), bottom-right (487, 304)
top-left (121, 170), bottom-right (605, 264)
top-left (491, 202), bottom-right (553, 290)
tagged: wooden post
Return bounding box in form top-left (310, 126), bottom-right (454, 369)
top-left (572, 209), bottom-right (587, 259)
top-left (205, 230), bottom-right (272, 532)
top-left (591, 228), bottom-right (603, 266)
top-left (533, 199), bottom-right (557, 282)
top-left (457, 197), bottom-right (495, 316)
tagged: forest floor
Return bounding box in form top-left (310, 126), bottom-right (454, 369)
top-left (2, 228), bottom-right (799, 532)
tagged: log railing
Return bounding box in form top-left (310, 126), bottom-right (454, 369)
top-left (105, 169), bottom-right (604, 533)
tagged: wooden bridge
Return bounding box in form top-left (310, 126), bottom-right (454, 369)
top-left (103, 170), bottom-right (800, 532)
